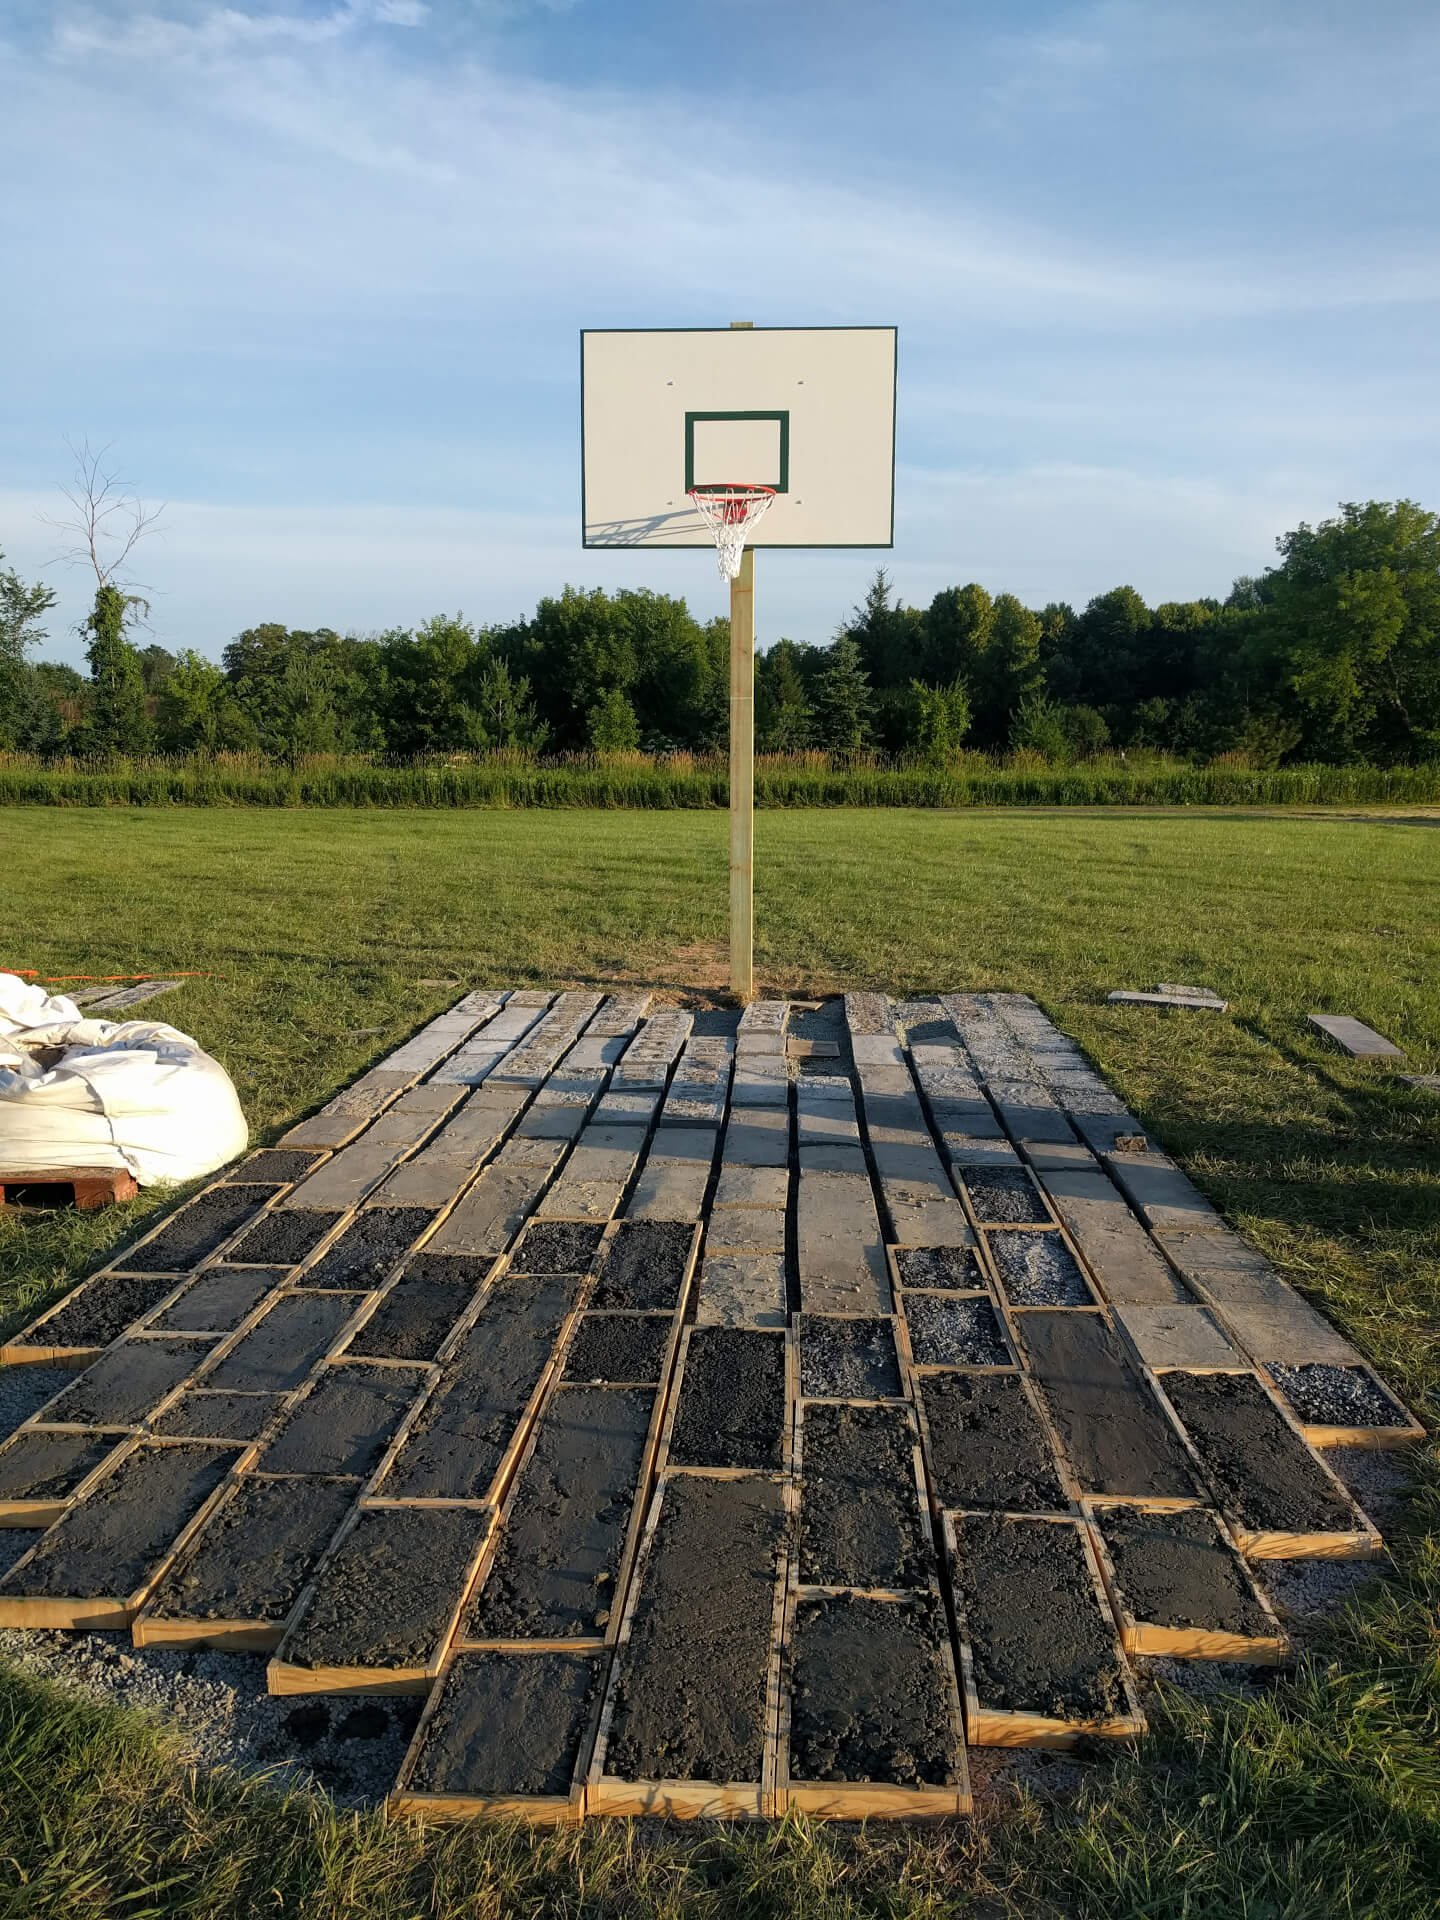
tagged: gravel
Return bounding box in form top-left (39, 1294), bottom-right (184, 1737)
top-left (1267, 1363), bottom-right (1405, 1429)
top-left (0, 1629), bottom-right (420, 1806)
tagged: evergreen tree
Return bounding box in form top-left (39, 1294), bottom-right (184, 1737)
top-left (84, 582), bottom-right (151, 754)
top-left (812, 632), bottom-right (875, 751)
top-left (974, 594), bottom-right (1043, 745)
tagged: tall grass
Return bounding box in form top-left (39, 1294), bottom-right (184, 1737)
top-left (2, 750), bottom-right (1437, 809)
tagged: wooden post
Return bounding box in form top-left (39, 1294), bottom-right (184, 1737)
top-left (730, 543), bottom-right (755, 1004)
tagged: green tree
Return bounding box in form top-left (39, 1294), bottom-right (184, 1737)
top-left (756, 638), bottom-right (811, 751)
top-left (587, 686), bottom-right (640, 752)
top-left (973, 594), bottom-right (1043, 745)
top-left (844, 570), bottom-right (925, 689)
top-left (474, 658), bottom-right (547, 753)
top-left (811, 632), bottom-right (875, 751)
top-left (83, 582), bottom-right (152, 755)
top-left (922, 583), bottom-right (994, 687)
top-left (1011, 692), bottom-right (1071, 762)
top-left (1262, 501), bottom-right (1440, 761)
top-left (907, 680), bottom-right (972, 764)
top-left (0, 550), bottom-right (58, 750)
top-left (155, 650), bottom-right (248, 754)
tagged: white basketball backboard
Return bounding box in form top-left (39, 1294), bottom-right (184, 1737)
top-left (581, 326), bottom-right (897, 550)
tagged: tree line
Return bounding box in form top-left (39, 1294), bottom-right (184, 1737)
top-left (3, 499), bottom-right (1438, 766)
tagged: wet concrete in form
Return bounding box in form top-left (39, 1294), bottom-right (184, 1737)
top-left (0, 985), bottom-right (1418, 1819)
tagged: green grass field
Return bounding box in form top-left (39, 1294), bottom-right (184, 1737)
top-left (0, 806), bottom-right (1437, 1918)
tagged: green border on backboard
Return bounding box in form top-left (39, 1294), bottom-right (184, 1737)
top-left (580, 326), bottom-right (898, 551)
top-left (684, 411), bottom-right (790, 494)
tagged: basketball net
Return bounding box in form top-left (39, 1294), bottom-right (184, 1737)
top-left (689, 484), bottom-right (776, 581)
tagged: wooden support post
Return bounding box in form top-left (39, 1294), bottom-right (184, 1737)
top-left (729, 543), bottom-right (755, 1005)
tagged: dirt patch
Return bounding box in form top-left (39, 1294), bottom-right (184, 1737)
top-left (904, 1292), bottom-right (1010, 1367)
top-left (225, 1210), bottom-right (344, 1270)
top-left (954, 1514), bottom-right (1127, 1722)
top-left (787, 1593), bottom-right (960, 1786)
top-left (604, 1475), bottom-right (783, 1785)
top-left (798, 1404), bottom-right (927, 1589)
top-left (150, 1269), bottom-right (286, 1335)
top-left (375, 1273), bottom-right (581, 1501)
top-left (42, 1337), bottom-right (214, 1429)
top-left (0, 1429), bottom-right (118, 1505)
top-left (14, 1272), bottom-right (189, 1354)
top-left (510, 1220), bottom-right (608, 1275)
top-left (796, 1316), bottom-right (900, 1399)
top-left (987, 1231), bottom-right (1094, 1306)
top-left (668, 1328), bottom-right (786, 1470)
top-left (1267, 1363), bottom-right (1409, 1430)
top-left (124, 1187), bottom-right (277, 1273)
top-left (220, 1150), bottom-right (324, 1186)
top-left (407, 1650), bottom-right (601, 1798)
top-left (594, 1221), bottom-right (694, 1309)
top-left (303, 1209), bottom-right (437, 1290)
top-left (959, 1168), bottom-right (1053, 1226)
top-left (258, 1366), bottom-right (425, 1478)
top-left (0, 1443), bottom-right (233, 1601)
top-left (1019, 1311), bottom-right (1197, 1500)
top-left (278, 1505), bottom-right (491, 1672)
top-left (148, 1477), bottom-right (357, 1626)
top-left (1094, 1507), bottom-right (1275, 1636)
top-left (206, 1294), bottom-right (367, 1394)
top-left (893, 1245), bottom-right (988, 1291)
top-left (917, 1373), bottom-right (1067, 1513)
top-left (463, 1386), bottom-right (653, 1640)
top-left (563, 1315), bottom-right (672, 1385)
top-left (342, 1255), bottom-right (489, 1362)
top-left (1162, 1371), bottom-right (1358, 1534)
top-left (152, 1391), bottom-right (288, 1442)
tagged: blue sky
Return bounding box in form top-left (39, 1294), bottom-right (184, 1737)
top-left (2, 0), bottom-right (1438, 667)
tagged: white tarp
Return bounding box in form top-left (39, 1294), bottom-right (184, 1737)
top-left (0, 973), bottom-right (248, 1185)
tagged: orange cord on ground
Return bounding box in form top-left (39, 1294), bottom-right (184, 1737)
top-left (5, 970), bottom-right (216, 984)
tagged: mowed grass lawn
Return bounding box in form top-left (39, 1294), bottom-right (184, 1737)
top-left (0, 805), bottom-right (1436, 1919)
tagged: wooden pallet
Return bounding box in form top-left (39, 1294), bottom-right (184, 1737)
top-left (0, 1166), bottom-right (138, 1211)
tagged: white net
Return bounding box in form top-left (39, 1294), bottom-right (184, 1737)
top-left (689, 485), bottom-right (776, 581)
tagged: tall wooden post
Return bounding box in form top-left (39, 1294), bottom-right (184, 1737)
top-left (729, 543), bottom-right (755, 1003)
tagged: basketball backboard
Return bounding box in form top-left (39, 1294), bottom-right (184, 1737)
top-left (581, 326), bottom-right (897, 550)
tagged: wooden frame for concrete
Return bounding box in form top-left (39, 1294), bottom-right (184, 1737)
top-left (894, 1286), bottom-right (1021, 1376)
top-left (945, 1512), bottom-right (1146, 1748)
top-left (1148, 1366), bottom-right (1385, 1560)
top-left (451, 1312), bottom-right (685, 1657)
top-left (0, 1430), bottom-right (126, 1529)
top-left (789, 1398), bottom-right (937, 1583)
top-left (952, 1162), bottom-right (1056, 1233)
top-left (1083, 1501), bottom-right (1289, 1663)
top-left (909, 1364), bottom-right (1083, 1521)
top-left (265, 1499), bottom-right (499, 1696)
top-left (585, 1470), bottom-right (790, 1819)
top-left (792, 1311), bottom-right (911, 1404)
top-left (650, 1323), bottom-right (797, 1482)
top-left (1257, 1360), bottom-right (1426, 1451)
top-left (0, 1434), bottom-right (256, 1630)
top-left (388, 1647), bottom-right (607, 1825)
top-left (774, 1580), bottom-right (972, 1819)
top-left (0, 1269), bottom-right (204, 1368)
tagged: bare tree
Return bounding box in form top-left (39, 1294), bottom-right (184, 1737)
top-left (43, 437), bottom-right (164, 594)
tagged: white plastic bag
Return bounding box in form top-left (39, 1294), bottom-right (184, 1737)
top-left (0, 973), bottom-right (248, 1185)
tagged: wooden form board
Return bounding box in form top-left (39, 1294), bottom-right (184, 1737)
top-left (585, 1471), bottom-right (790, 1819)
top-left (893, 1286), bottom-right (1023, 1377)
top-left (944, 1512), bottom-right (1146, 1749)
top-left (450, 1307), bottom-right (688, 1657)
top-left (650, 1324), bottom-right (798, 1482)
top-left (1149, 1366), bottom-right (1385, 1560)
top-left (265, 1500), bottom-right (499, 1697)
top-left (0, 1435), bottom-right (254, 1630)
top-left (1083, 1501), bottom-right (1289, 1663)
top-left (389, 1649), bottom-right (606, 1825)
top-left (1257, 1361), bottom-right (1426, 1451)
